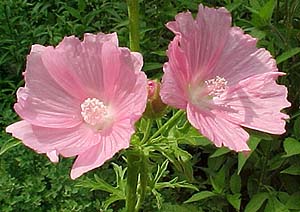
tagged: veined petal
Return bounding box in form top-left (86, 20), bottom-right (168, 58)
top-left (6, 120), bottom-right (98, 157)
top-left (16, 45), bottom-right (82, 128)
top-left (47, 33), bottom-right (118, 101)
top-left (101, 45), bottom-right (147, 120)
top-left (212, 27), bottom-right (277, 85)
top-left (47, 150), bottom-right (59, 163)
top-left (217, 72), bottom-right (290, 134)
top-left (160, 36), bottom-right (189, 109)
top-left (187, 103), bottom-right (250, 152)
top-left (166, 5), bottom-right (232, 81)
top-left (41, 45), bottom-right (88, 100)
top-left (113, 71), bottom-right (148, 122)
top-left (83, 32), bottom-right (118, 46)
top-left (70, 119), bottom-right (134, 179)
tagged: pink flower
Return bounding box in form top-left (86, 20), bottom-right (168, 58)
top-left (160, 5), bottom-right (291, 152)
top-left (6, 33), bottom-right (148, 179)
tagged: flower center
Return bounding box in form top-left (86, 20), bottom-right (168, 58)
top-left (81, 98), bottom-right (110, 130)
top-left (204, 76), bottom-right (227, 97)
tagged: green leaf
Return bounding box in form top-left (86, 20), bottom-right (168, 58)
top-left (226, 194), bottom-right (241, 211)
top-left (230, 173), bottom-right (241, 194)
top-left (153, 160), bottom-right (169, 184)
top-left (78, 0), bottom-right (86, 12)
top-left (247, 129), bottom-right (273, 141)
top-left (281, 164), bottom-right (300, 175)
top-left (158, 142), bottom-right (194, 181)
top-left (184, 191), bottom-right (217, 203)
top-left (0, 139), bottom-right (20, 156)
top-left (65, 6), bottom-right (81, 19)
top-left (238, 136), bottom-right (261, 174)
top-left (152, 189), bottom-right (163, 209)
top-left (155, 178), bottom-right (198, 191)
top-left (286, 192), bottom-right (300, 210)
top-left (76, 174), bottom-right (124, 198)
top-left (276, 47), bottom-right (300, 64)
top-left (245, 192), bottom-right (269, 212)
top-left (210, 166), bottom-right (226, 194)
top-left (103, 194), bottom-right (124, 210)
top-left (293, 116), bottom-right (300, 139)
top-left (161, 203), bottom-right (200, 212)
top-left (283, 137), bottom-right (300, 157)
top-left (210, 147), bottom-right (231, 158)
top-left (264, 196), bottom-right (289, 212)
top-left (258, 0), bottom-right (275, 21)
top-left (225, 0), bottom-right (243, 12)
top-left (143, 62), bottom-right (162, 71)
top-left (250, 0), bottom-right (275, 27)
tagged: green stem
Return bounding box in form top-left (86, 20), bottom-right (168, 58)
top-left (257, 141), bottom-right (271, 193)
top-left (127, 0), bottom-right (140, 51)
top-left (126, 1), bottom-right (141, 210)
top-left (141, 119), bottom-right (153, 143)
top-left (149, 110), bottom-right (185, 140)
top-left (135, 154), bottom-right (148, 211)
top-left (126, 151), bottom-right (140, 212)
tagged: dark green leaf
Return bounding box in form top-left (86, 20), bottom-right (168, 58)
top-left (281, 164), bottom-right (300, 175)
top-left (286, 192), bottom-right (300, 210)
top-left (283, 137), bottom-right (300, 157)
top-left (210, 147), bottom-right (231, 158)
top-left (238, 136), bottom-right (261, 174)
top-left (276, 47), bottom-right (300, 64)
top-left (245, 192), bottom-right (269, 212)
top-left (143, 62), bottom-right (162, 71)
top-left (0, 139), bottom-right (20, 156)
top-left (184, 191), bottom-right (217, 203)
top-left (226, 194), bottom-right (241, 211)
top-left (230, 173), bottom-right (241, 194)
top-left (210, 166), bottom-right (226, 194)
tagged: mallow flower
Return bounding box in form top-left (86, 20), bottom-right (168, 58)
top-left (6, 33), bottom-right (148, 179)
top-left (160, 4), bottom-right (291, 152)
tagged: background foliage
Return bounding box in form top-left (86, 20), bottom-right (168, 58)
top-left (1, 0), bottom-right (300, 211)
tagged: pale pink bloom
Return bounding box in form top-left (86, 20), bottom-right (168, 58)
top-left (160, 5), bottom-right (290, 152)
top-left (6, 33), bottom-right (148, 179)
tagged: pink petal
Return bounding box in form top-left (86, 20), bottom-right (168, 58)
top-left (187, 103), bottom-right (250, 152)
top-left (6, 120), bottom-right (98, 157)
top-left (44, 33), bottom-right (120, 103)
top-left (83, 32), bottom-right (118, 46)
top-left (47, 150), bottom-right (59, 163)
top-left (130, 52), bottom-right (143, 72)
top-left (101, 44), bottom-right (141, 101)
top-left (70, 119), bottom-right (134, 179)
top-left (113, 71), bottom-right (148, 122)
top-left (111, 49), bottom-right (147, 120)
top-left (15, 44), bottom-right (82, 128)
top-left (160, 36), bottom-right (189, 109)
top-left (217, 72), bottom-right (291, 134)
top-left (166, 5), bottom-right (232, 81)
top-left (46, 35), bottom-right (108, 101)
top-left (41, 45), bottom-right (87, 100)
top-left (211, 27), bottom-right (277, 85)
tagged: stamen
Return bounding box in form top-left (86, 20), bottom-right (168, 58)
top-left (81, 98), bottom-right (110, 130)
top-left (205, 76), bottom-right (227, 97)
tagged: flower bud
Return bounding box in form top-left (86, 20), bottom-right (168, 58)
top-left (144, 80), bottom-right (167, 119)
